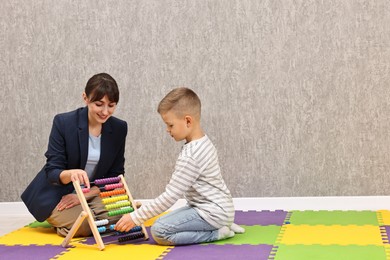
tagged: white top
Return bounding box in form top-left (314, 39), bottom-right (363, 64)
top-left (131, 135), bottom-right (235, 228)
top-left (85, 134), bottom-right (101, 178)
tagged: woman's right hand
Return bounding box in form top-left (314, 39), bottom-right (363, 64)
top-left (60, 169), bottom-right (90, 189)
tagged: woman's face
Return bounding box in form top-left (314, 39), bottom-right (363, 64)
top-left (84, 94), bottom-right (117, 125)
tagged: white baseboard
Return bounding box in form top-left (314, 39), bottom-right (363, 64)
top-left (0, 202), bottom-right (33, 216)
top-left (2, 196), bottom-right (390, 217)
top-left (231, 196), bottom-right (390, 211)
top-left (152, 196), bottom-right (390, 211)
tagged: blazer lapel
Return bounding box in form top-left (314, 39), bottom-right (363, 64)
top-left (78, 107), bottom-right (89, 169)
top-left (97, 118), bottom-right (113, 177)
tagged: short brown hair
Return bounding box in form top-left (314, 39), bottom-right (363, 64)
top-left (157, 87), bottom-right (201, 119)
top-left (85, 73), bottom-right (119, 103)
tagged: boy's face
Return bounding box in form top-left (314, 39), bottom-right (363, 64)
top-left (161, 110), bottom-right (190, 142)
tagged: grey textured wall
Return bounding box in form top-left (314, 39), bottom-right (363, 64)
top-left (1, 1), bottom-right (390, 202)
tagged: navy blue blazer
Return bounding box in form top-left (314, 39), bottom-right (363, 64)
top-left (21, 107), bottom-right (128, 222)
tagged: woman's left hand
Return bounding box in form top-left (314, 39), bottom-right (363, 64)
top-left (56, 194), bottom-right (80, 211)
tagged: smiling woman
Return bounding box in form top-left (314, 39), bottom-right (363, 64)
top-left (83, 73), bottom-right (119, 134)
top-left (20, 73), bottom-right (128, 238)
top-left (86, 99), bottom-right (116, 137)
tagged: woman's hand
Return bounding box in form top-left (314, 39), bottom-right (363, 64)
top-left (60, 169), bottom-right (90, 189)
top-left (114, 214), bottom-right (136, 232)
top-left (56, 193), bottom-right (80, 211)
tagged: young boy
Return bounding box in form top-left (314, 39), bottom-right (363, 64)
top-left (115, 87), bottom-right (244, 245)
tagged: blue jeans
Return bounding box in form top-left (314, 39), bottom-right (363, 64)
top-left (151, 206), bottom-right (219, 245)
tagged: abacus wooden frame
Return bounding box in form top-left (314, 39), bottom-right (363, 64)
top-left (61, 174), bottom-right (148, 250)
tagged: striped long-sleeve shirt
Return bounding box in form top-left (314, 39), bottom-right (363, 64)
top-left (130, 135), bottom-right (235, 228)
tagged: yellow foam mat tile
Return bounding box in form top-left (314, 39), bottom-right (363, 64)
top-left (279, 225), bottom-right (383, 246)
top-left (143, 212), bottom-right (168, 227)
top-left (0, 227), bottom-right (64, 246)
top-left (378, 210), bottom-right (390, 225)
top-left (55, 243), bottom-right (172, 260)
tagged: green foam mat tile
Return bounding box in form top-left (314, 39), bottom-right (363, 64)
top-left (27, 221), bottom-right (52, 228)
top-left (210, 225), bottom-right (281, 245)
top-left (288, 210), bottom-right (379, 225)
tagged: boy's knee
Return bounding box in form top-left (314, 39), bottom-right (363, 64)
top-left (151, 222), bottom-right (172, 246)
top-left (151, 222), bottom-right (164, 239)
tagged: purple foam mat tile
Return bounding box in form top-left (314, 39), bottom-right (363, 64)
top-left (234, 210), bottom-right (288, 226)
top-left (381, 226), bottom-right (390, 244)
top-left (0, 244), bottom-right (68, 260)
top-left (161, 244), bottom-right (274, 260)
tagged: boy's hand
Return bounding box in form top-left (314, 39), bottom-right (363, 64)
top-left (115, 213), bottom-right (136, 232)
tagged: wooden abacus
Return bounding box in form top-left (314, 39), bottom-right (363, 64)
top-left (61, 174), bottom-right (148, 250)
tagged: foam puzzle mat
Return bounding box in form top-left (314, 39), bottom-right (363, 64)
top-left (1, 210), bottom-right (390, 259)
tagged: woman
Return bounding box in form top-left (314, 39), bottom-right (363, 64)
top-left (21, 73), bottom-right (127, 237)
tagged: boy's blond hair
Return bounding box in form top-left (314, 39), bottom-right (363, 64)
top-left (158, 87), bottom-right (201, 119)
